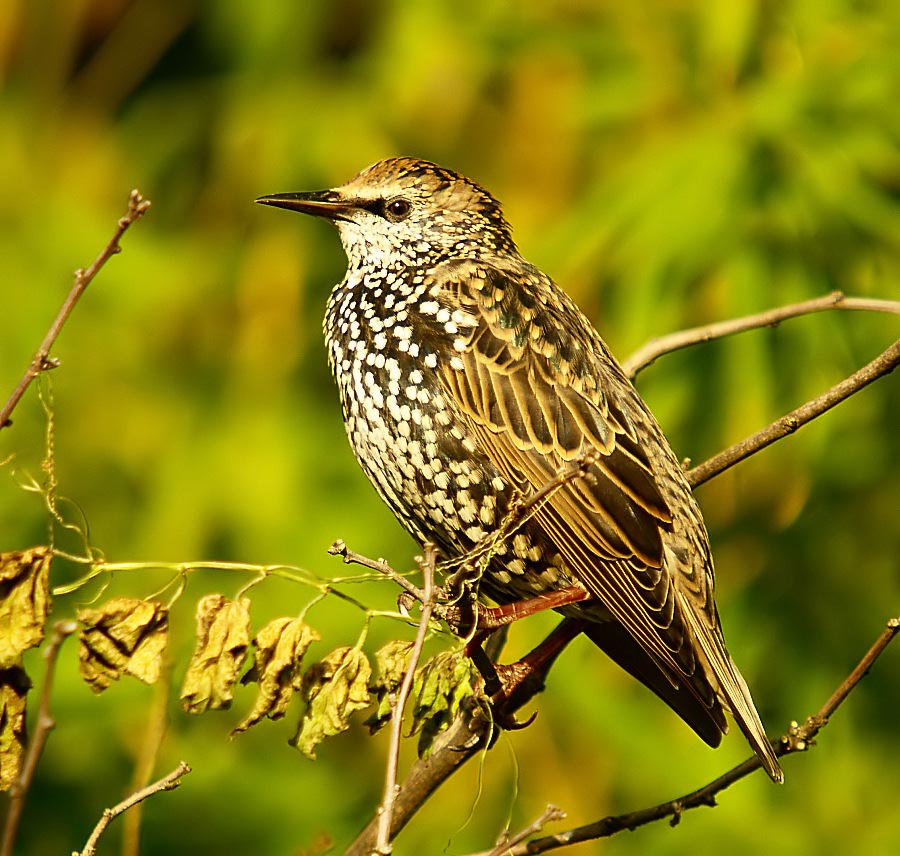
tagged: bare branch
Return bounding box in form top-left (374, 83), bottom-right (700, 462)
top-left (74, 761), bottom-right (191, 856)
top-left (622, 291), bottom-right (900, 378)
top-left (0, 620), bottom-right (78, 856)
top-left (458, 616), bottom-right (900, 856)
top-left (688, 337), bottom-right (900, 488)
top-left (375, 545), bottom-right (438, 854)
top-left (328, 540), bottom-right (423, 601)
top-left (479, 805), bottom-right (567, 856)
top-left (0, 190), bottom-right (151, 432)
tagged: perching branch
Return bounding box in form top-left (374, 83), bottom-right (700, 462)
top-left (73, 761), bottom-right (191, 856)
top-left (346, 696), bottom-right (494, 856)
top-left (622, 291), bottom-right (900, 379)
top-left (0, 189), bottom-right (151, 431)
top-left (348, 614), bottom-right (899, 856)
top-left (0, 620), bottom-right (78, 856)
top-left (460, 616), bottom-right (900, 856)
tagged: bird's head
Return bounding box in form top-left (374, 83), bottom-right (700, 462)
top-left (257, 157), bottom-right (516, 267)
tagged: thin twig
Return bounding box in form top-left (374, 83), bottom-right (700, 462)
top-left (438, 453), bottom-right (599, 580)
top-left (74, 761), bottom-right (191, 856)
top-left (374, 545), bottom-right (438, 854)
top-left (329, 540), bottom-right (423, 601)
top-left (622, 291), bottom-right (900, 378)
top-left (332, 454), bottom-right (599, 634)
top-left (687, 337), bottom-right (900, 487)
top-left (0, 620), bottom-right (78, 856)
top-left (483, 805), bottom-right (567, 856)
top-left (459, 616), bottom-right (900, 856)
top-left (0, 189), bottom-right (151, 431)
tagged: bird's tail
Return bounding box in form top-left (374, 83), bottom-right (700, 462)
top-left (719, 656), bottom-right (784, 783)
top-left (687, 610), bottom-right (784, 783)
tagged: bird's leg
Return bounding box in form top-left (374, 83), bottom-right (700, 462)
top-left (440, 584), bottom-right (591, 640)
top-left (470, 617), bottom-right (588, 727)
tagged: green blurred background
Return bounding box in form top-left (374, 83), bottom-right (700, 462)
top-left (1, 1), bottom-right (898, 854)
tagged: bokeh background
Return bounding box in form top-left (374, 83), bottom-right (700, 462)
top-left (1, 2), bottom-right (899, 854)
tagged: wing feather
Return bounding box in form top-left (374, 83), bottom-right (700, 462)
top-left (429, 258), bottom-right (783, 782)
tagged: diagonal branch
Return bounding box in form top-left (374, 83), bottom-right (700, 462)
top-left (622, 291), bottom-right (900, 379)
top-left (460, 616), bottom-right (900, 856)
top-left (687, 337), bottom-right (900, 488)
top-left (0, 189), bottom-right (151, 431)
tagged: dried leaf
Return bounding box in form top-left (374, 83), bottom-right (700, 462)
top-left (180, 594), bottom-right (250, 714)
top-left (292, 646), bottom-right (371, 759)
top-left (0, 667), bottom-right (31, 791)
top-left (410, 650), bottom-right (478, 755)
top-left (365, 640), bottom-right (414, 733)
top-left (231, 617), bottom-right (320, 735)
top-left (77, 598), bottom-right (168, 693)
top-left (0, 547), bottom-right (52, 669)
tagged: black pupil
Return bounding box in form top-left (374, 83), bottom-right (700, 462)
top-left (387, 199), bottom-right (410, 218)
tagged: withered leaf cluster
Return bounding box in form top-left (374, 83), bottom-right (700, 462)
top-left (232, 617), bottom-right (320, 735)
top-left (0, 547), bottom-right (52, 791)
top-left (77, 597), bottom-right (169, 693)
top-left (292, 646), bottom-right (372, 759)
top-left (180, 594), bottom-right (251, 713)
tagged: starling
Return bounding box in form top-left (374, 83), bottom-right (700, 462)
top-left (257, 157), bottom-right (783, 783)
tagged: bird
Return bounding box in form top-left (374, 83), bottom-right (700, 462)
top-left (257, 157), bottom-right (783, 782)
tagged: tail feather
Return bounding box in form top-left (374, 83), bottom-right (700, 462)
top-left (682, 597), bottom-right (784, 783)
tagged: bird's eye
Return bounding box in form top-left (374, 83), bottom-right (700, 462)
top-left (385, 198), bottom-right (411, 221)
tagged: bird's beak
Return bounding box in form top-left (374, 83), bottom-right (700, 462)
top-left (255, 190), bottom-right (354, 221)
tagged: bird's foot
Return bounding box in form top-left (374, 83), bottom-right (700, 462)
top-left (468, 618), bottom-right (587, 728)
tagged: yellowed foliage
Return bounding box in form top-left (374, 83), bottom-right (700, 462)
top-left (366, 640), bottom-right (415, 733)
top-left (292, 646), bottom-right (371, 759)
top-left (232, 617), bottom-right (320, 735)
top-left (180, 594), bottom-right (250, 714)
top-left (77, 597), bottom-right (168, 693)
top-left (0, 547), bottom-right (52, 669)
top-left (410, 651), bottom-right (479, 755)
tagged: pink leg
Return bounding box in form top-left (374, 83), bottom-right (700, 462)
top-left (443, 584), bottom-right (591, 638)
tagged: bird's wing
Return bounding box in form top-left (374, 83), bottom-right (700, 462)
top-left (433, 258), bottom-right (714, 680)
top-left (432, 258), bottom-right (783, 782)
